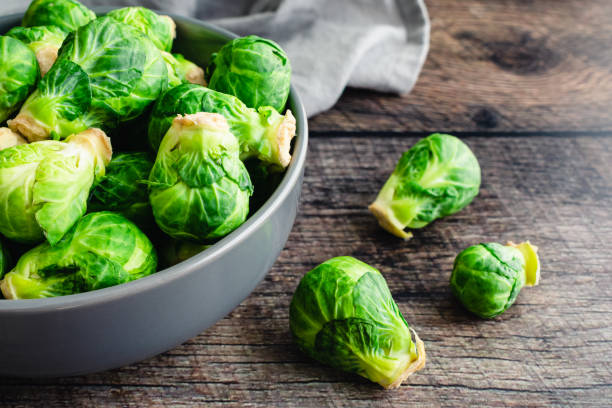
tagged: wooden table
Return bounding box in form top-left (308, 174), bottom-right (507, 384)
top-left (2, 0), bottom-right (611, 406)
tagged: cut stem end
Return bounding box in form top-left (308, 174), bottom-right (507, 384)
top-left (507, 241), bottom-right (540, 286)
top-left (276, 109), bottom-right (296, 168)
top-left (368, 201), bottom-right (413, 240)
top-left (7, 114), bottom-right (50, 142)
top-left (0, 127), bottom-right (27, 150)
top-left (385, 332), bottom-right (426, 389)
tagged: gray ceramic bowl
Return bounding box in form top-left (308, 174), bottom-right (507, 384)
top-left (0, 10), bottom-right (307, 377)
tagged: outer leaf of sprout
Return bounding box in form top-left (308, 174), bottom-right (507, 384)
top-left (0, 36), bottom-right (39, 123)
top-left (106, 6), bottom-right (175, 52)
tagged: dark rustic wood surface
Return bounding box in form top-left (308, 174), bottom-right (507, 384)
top-left (1, 136), bottom-right (610, 407)
top-left (2, 0), bottom-right (612, 407)
top-left (310, 0), bottom-right (612, 133)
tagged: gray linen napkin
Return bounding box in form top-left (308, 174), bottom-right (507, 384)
top-left (2, 0), bottom-right (429, 117)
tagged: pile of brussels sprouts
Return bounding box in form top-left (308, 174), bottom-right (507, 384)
top-left (0, 0), bottom-right (295, 299)
top-left (289, 134), bottom-right (541, 389)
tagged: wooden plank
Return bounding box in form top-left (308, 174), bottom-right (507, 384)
top-left (1, 135), bottom-right (610, 407)
top-left (310, 0), bottom-right (612, 133)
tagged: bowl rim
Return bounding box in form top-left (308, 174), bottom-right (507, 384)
top-left (0, 11), bottom-right (308, 313)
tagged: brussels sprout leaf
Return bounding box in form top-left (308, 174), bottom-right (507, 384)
top-left (39, 59), bottom-right (91, 121)
top-left (33, 146), bottom-right (94, 245)
top-left (58, 23), bottom-right (146, 100)
top-left (0, 36), bottom-right (39, 123)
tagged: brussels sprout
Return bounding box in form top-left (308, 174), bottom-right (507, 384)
top-left (369, 134), bottom-right (481, 240)
top-left (0, 237), bottom-right (9, 279)
top-left (160, 240), bottom-right (210, 268)
top-left (8, 17), bottom-right (167, 142)
top-left (149, 84), bottom-right (296, 168)
top-left (162, 52), bottom-right (184, 89)
top-left (6, 25), bottom-right (67, 76)
top-left (149, 112), bottom-right (253, 242)
top-left (0, 36), bottom-right (39, 123)
top-left (106, 6), bottom-right (176, 52)
top-left (0, 211), bottom-right (157, 299)
top-left (450, 241), bottom-right (541, 318)
top-left (290, 257), bottom-right (426, 389)
top-left (0, 128), bottom-right (112, 245)
top-left (106, 8), bottom-right (184, 87)
top-left (22, 0), bottom-right (96, 33)
top-left (172, 53), bottom-right (206, 86)
top-left (206, 35), bottom-right (291, 112)
top-left (162, 52), bottom-right (205, 88)
top-left (0, 128), bottom-right (27, 150)
top-left (244, 159), bottom-right (285, 212)
top-left (88, 152), bottom-right (154, 227)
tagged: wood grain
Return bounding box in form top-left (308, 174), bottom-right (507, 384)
top-left (1, 135), bottom-right (610, 407)
top-left (310, 0), bottom-right (612, 133)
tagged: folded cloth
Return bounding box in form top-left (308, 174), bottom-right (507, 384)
top-left (3, 0), bottom-right (430, 117)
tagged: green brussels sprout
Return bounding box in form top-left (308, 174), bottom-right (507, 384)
top-left (88, 152), bottom-right (154, 227)
top-left (8, 17), bottom-right (167, 142)
top-left (244, 159), bottom-right (285, 212)
top-left (369, 133), bottom-right (481, 240)
top-left (106, 8), bottom-right (185, 88)
top-left (172, 53), bottom-right (206, 86)
top-left (0, 211), bottom-right (157, 299)
top-left (162, 52), bottom-right (205, 88)
top-left (148, 84), bottom-right (296, 168)
top-left (149, 112), bottom-right (253, 242)
top-left (0, 237), bottom-right (9, 280)
top-left (106, 6), bottom-right (176, 52)
top-left (206, 35), bottom-right (291, 112)
top-left (162, 52), bottom-right (184, 89)
top-left (290, 256), bottom-right (426, 389)
top-left (0, 128), bottom-right (112, 245)
top-left (160, 240), bottom-right (210, 268)
top-left (22, 0), bottom-right (96, 33)
top-left (5, 25), bottom-right (67, 76)
top-left (0, 128), bottom-right (27, 150)
top-left (450, 241), bottom-right (541, 318)
top-left (0, 36), bottom-right (39, 123)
